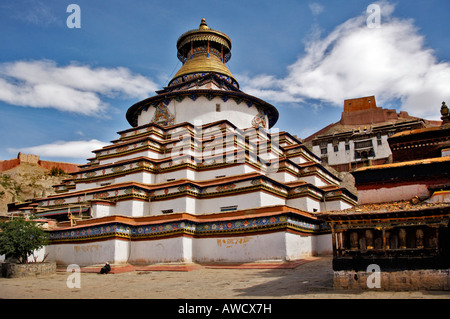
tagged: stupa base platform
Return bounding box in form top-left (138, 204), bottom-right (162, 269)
top-left (45, 206), bottom-right (332, 267)
top-left (56, 257), bottom-right (320, 274)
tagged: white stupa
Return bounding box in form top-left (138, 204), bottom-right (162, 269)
top-left (9, 19), bottom-right (357, 266)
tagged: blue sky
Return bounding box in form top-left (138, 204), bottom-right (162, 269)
top-left (1, 0), bottom-right (449, 164)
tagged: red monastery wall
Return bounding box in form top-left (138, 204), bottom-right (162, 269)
top-left (341, 96), bottom-right (413, 126)
top-left (340, 107), bottom-right (412, 125)
top-left (0, 153), bottom-right (80, 173)
top-left (343, 96), bottom-right (377, 112)
top-left (39, 160), bottom-right (80, 173)
top-left (0, 158), bottom-right (20, 172)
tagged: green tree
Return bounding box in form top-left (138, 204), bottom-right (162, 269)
top-left (50, 167), bottom-right (66, 176)
top-left (0, 218), bottom-right (49, 264)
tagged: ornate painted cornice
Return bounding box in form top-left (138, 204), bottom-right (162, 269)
top-left (47, 207), bottom-right (329, 244)
top-left (126, 86), bottom-right (279, 129)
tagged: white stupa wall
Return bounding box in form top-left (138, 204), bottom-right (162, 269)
top-left (87, 188), bottom-right (336, 218)
top-left (301, 175), bottom-right (330, 187)
top-left (131, 236), bottom-right (192, 264)
top-left (137, 96), bottom-right (268, 130)
top-left (99, 151), bottom-right (166, 165)
top-left (193, 232), bottom-right (288, 262)
top-left (267, 171), bottom-right (299, 183)
top-left (117, 200), bottom-right (150, 217)
top-left (75, 171), bottom-right (154, 191)
top-left (287, 196), bottom-right (321, 213)
top-left (320, 198), bottom-right (354, 212)
top-left (45, 231), bottom-right (333, 266)
top-left (74, 162), bottom-right (309, 193)
top-left (47, 240), bottom-right (128, 266)
top-left (91, 202), bottom-right (116, 218)
top-left (149, 191), bottom-right (281, 216)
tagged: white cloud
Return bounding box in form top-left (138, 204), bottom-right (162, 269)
top-left (6, 0), bottom-right (60, 27)
top-left (0, 60), bottom-right (159, 116)
top-left (237, 73), bottom-right (303, 103)
top-left (240, 1), bottom-right (450, 120)
top-left (8, 139), bottom-right (108, 160)
top-left (309, 3), bottom-right (324, 16)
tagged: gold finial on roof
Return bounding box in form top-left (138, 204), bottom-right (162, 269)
top-left (199, 18), bottom-right (209, 30)
top-left (441, 101), bottom-right (449, 116)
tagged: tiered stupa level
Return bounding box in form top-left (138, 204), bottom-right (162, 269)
top-left (9, 19), bottom-right (357, 266)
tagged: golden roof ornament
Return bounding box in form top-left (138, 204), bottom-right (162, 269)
top-left (170, 18), bottom-right (236, 86)
top-left (199, 18), bottom-right (209, 30)
top-left (441, 101), bottom-right (449, 117)
top-left (441, 101), bottom-right (450, 128)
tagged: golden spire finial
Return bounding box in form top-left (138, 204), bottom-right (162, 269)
top-left (199, 18), bottom-right (209, 30)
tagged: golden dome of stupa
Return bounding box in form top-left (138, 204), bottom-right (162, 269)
top-left (169, 18), bottom-right (237, 87)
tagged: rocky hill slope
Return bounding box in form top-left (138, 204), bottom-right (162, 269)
top-left (0, 163), bottom-right (70, 216)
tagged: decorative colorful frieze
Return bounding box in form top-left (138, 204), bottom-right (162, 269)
top-left (84, 171), bottom-right (97, 178)
top-left (116, 145), bottom-right (129, 153)
top-left (93, 192), bottom-right (110, 200)
top-left (111, 166), bottom-right (125, 173)
top-left (152, 101), bottom-right (175, 127)
top-left (252, 107), bottom-right (267, 129)
top-left (47, 212), bottom-right (327, 244)
top-left (215, 183), bottom-right (236, 192)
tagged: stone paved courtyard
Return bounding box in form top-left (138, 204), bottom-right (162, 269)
top-left (1, 257), bottom-right (449, 300)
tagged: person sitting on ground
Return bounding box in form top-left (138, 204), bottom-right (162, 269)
top-left (99, 262), bottom-right (111, 274)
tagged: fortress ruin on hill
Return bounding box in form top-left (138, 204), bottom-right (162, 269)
top-left (0, 153), bottom-right (80, 174)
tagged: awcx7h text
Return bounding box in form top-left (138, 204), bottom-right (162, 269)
top-left (221, 303), bottom-right (272, 314)
top-left (178, 303), bottom-right (272, 316)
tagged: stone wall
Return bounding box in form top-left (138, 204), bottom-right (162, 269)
top-left (334, 269), bottom-right (450, 291)
top-left (1, 262), bottom-right (57, 278)
top-left (18, 153), bottom-right (40, 165)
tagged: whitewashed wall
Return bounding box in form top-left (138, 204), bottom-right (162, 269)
top-left (46, 230), bottom-right (332, 266)
top-left (357, 183), bottom-right (431, 205)
top-left (116, 200), bottom-right (150, 217)
top-left (287, 196), bottom-right (321, 213)
top-left (193, 233), bottom-right (287, 263)
top-left (312, 135), bottom-right (392, 167)
top-left (320, 199), bottom-right (353, 211)
top-left (46, 240), bottom-right (123, 266)
top-left (311, 233), bottom-right (333, 256)
top-left (149, 192), bottom-right (266, 215)
top-left (137, 97), bottom-right (266, 130)
top-left (91, 203), bottom-right (116, 218)
top-left (130, 236), bottom-right (192, 264)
